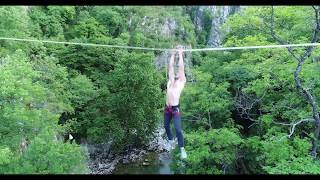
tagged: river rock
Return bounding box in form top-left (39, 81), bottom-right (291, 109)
top-left (147, 126), bottom-right (171, 153)
top-left (122, 159), bottom-right (130, 164)
top-left (86, 126), bottom-right (172, 174)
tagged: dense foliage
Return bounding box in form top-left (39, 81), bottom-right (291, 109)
top-left (0, 6), bottom-right (319, 174)
top-left (176, 6), bottom-right (320, 174)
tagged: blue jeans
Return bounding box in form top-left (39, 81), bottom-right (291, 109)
top-left (164, 104), bottom-right (184, 148)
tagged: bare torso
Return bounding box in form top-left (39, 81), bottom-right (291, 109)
top-left (166, 80), bottom-right (185, 106)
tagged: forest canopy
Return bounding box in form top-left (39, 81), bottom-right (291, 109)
top-left (0, 6), bottom-right (319, 174)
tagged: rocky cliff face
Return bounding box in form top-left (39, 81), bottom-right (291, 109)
top-left (127, 10), bottom-right (193, 80)
top-left (152, 6), bottom-right (244, 81)
top-left (128, 12), bottom-right (185, 41)
top-left (207, 6), bottom-right (242, 47)
top-left (193, 6), bottom-right (244, 47)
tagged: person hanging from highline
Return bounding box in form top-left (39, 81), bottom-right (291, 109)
top-left (164, 45), bottom-right (187, 159)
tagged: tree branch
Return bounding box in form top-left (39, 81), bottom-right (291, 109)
top-left (269, 6), bottom-right (320, 158)
top-left (274, 118), bottom-right (315, 140)
top-left (235, 89), bottom-right (266, 126)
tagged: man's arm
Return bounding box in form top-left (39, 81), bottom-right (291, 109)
top-left (177, 48), bottom-right (186, 83)
top-left (168, 50), bottom-right (175, 83)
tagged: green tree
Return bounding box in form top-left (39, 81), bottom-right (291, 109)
top-left (107, 51), bottom-right (163, 150)
top-left (0, 50), bottom-right (88, 174)
top-left (0, 6), bottom-right (33, 56)
top-left (172, 128), bottom-right (243, 174)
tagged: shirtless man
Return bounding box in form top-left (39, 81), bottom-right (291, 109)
top-left (164, 46), bottom-right (187, 159)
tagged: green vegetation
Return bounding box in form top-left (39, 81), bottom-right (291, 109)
top-left (0, 6), bottom-right (319, 174)
top-left (175, 6), bottom-right (320, 174)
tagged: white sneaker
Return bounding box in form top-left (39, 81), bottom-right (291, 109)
top-left (180, 147), bottom-right (187, 159)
